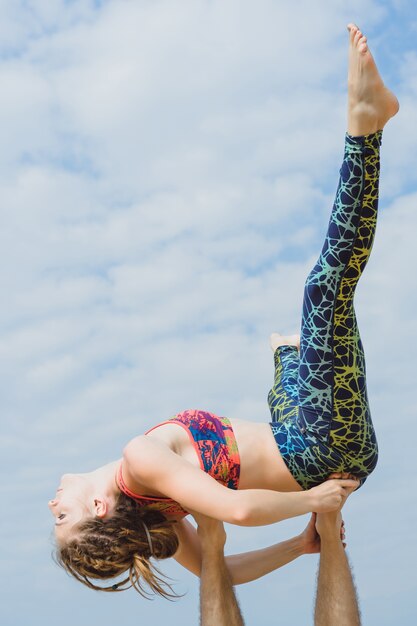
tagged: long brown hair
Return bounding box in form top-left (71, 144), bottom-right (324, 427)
top-left (55, 493), bottom-right (180, 598)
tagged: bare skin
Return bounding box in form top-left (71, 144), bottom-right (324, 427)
top-left (142, 418), bottom-right (303, 493)
top-left (195, 510), bottom-right (356, 626)
top-left (269, 28), bottom-right (399, 352)
top-left (347, 23), bottom-right (399, 136)
top-left (270, 332), bottom-right (300, 352)
top-left (315, 510), bottom-right (361, 626)
top-left (195, 513), bottom-right (245, 626)
top-left (48, 463), bottom-right (120, 543)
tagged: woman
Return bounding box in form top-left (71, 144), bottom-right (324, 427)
top-left (49, 24), bottom-right (398, 597)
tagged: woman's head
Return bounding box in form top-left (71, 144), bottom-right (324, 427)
top-left (53, 492), bottom-right (179, 598)
top-left (49, 473), bottom-right (112, 544)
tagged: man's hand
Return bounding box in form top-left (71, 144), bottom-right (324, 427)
top-left (299, 512), bottom-right (346, 554)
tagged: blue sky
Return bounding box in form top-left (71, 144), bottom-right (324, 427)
top-left (1, 1), bottom-right (416, 625)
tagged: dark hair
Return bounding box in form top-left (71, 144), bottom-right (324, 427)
top-left (54, 493), bottom-right (180, 598)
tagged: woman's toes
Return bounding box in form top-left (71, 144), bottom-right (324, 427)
top-left (347, 23), bottom-right (358, 37)
top-left (354, 29), bottom-right (363, 46)
top-left (357, 33), bottom-right (367, 50)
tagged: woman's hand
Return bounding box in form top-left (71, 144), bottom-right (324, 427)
top-left (299, 513), bottom-right (321, 554)
top-left (307, 478), bottom-right (359, 513)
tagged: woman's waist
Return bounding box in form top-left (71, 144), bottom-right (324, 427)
top-left (229, 418), bottom-right (298, 490)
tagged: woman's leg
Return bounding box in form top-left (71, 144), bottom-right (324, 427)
top-left (268, 345), bottom-right (299, 423)
top-left (269, 25), bottom-right (398, 487)
top-left (270, 132), bottom-right (382, 487)
top-left (298, 131), bottom-right (381, 475)
top-left (297, 24), bottom-right (398, 471)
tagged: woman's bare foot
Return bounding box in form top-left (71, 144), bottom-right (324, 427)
top-left (270, 333), bottom-right (300, 353)
top-left (347, 23), bottom-right (399, 136)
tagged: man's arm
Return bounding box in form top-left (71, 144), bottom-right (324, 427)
top-left (194, 513), bottom-right (245, 626)
top-left (314, 510), bottom-right (361, 626)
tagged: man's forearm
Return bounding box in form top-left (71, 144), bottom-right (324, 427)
top-left (315, 533), bottom-right (361, 626)
top-left (200, 545), bottom-right (245, 626)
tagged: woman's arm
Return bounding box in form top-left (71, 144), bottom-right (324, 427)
top-left (123, 436), bottom-right (358, 526)
top-left (225, 513), bottom-right (322, 584)
top-left (123, 435), bottom-right (308, 524)
top-left (173, 515), bottom-right (320, 585)
top-left (225, 536), bottom-right (306, 585)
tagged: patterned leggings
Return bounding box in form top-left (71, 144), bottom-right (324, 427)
top-left (268, 132), bottom-right (381, 489)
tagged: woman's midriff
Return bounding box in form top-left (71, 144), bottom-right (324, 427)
top-left (229, 418), bottom-right (303, 492)
top-left (145, 418), bottom-right (303, 494)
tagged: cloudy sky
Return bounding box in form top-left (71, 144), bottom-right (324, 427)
top-left (1, 1), bottom-right (416, 624)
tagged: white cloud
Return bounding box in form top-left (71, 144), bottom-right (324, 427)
top-left (1, 1), bottom-right (417, 625)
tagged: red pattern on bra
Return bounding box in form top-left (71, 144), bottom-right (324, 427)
top-left (117, 410), bottom-right (241, 517)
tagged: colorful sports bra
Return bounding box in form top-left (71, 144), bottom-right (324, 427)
top-left (117, 409), bottom-right (241, 517)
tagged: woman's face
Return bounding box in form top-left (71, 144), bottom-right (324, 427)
top-left (48, 474), bottom-right (91, 543)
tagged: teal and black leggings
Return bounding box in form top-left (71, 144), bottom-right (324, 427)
top-left (268, 132), bottom-right (381, 489)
